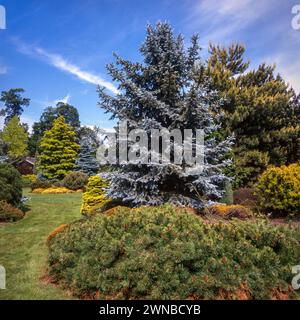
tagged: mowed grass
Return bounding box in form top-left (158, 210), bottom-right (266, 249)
top-left (0, 190), bottom-right (82, 300)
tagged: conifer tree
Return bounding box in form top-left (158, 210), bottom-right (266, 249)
top-left (29, 102), bottom-right (80, 156)
top-left (75, 137), bottom-right (99, 176)
top-left (2, 116), bottom-right (28, 160)
top-left (205, 44), bottom-right (300, 187)
top-left (98, 23), bottom-right (232, 209)
top-left (38, 116), bottom-right (79, 179)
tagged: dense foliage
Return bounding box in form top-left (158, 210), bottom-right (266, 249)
top-left (0, 200), bottom-right (24, 222)
top-left (48, 205), bottom-right (300, 300)
top-left (29, 102), bottom-right (80, 156)
top-left (31, 178), bottom-right (52, 190)
top-left (0, 163), bottom-right (23, 206)
top-left (257, 164), bottom-right (300, 217)
top-left (37, 116), bottom-right (79, 180)
top-left (21, 174), bottom-right (37, 188)
top-left (233, 187), bottom-right (259, 208)
top-left (205, 44), bottom-right (300, 187)
top-left (81, 175), bottom-right (110, 215)
top-left (1, 116), bottom-right (28, 160)
top-left (63, 171), bottom-right (89, 190)
top-left (0, 88), bottom-right (30, 124)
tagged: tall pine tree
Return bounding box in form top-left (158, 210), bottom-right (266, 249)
top-left (98, 23), bottom-right (232, 210)
top-left (205, 44), bottom-right (300, 187)
top-left (38, 116), bottom-right (79, 179)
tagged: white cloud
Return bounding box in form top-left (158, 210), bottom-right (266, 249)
top-left (21, 115), bottom-right (35, 133)
top-left (82, 123), bottom-right (115, 133)
top-left (32, 94), bottom-right (72, 109)
top-left (55, 94), bottom-right (71, 105)
top-left (13, 39), bottom-right (119, 95)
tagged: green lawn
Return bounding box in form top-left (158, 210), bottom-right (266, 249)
top-left (0, 190), bottom-right (82, 300)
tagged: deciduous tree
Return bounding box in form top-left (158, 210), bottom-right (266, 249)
top-left (0, 88), bottom-right (30, 124)
top-left (2, 116), bottom-right (28, 160)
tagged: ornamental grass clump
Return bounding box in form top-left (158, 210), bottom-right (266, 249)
top-left (48, 205), bottom-right (300, 300)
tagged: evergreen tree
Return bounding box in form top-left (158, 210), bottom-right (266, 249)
top-left (38, 116), bottom-right (79, 179)
top-left (29, 102), bottom-right (80, 156)
top-left (98, 23), bottom-right (232, 210)
top-left (0, 88), bottom-right (30, 124)
top-left (205, 44), bottom-right (300, 187)
top-left (2, 116), bottom-right (28, 160)
top-left (75, 137), bottom-right (99, 176)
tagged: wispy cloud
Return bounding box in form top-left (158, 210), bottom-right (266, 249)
top-left (0, 65), bottom-right (7, 74)
top-left (13, 38), bottom-right (119, 95)
top-left (186, 0), bottom-right (273, 42)
top-left (55, 94), bottom-right (71, 105)
top-left (263, 53), bottom-right (300, 94)
top-left (32, 94), bottom-right (72, 110)
top-left (184, 1), bottom-right (300, 93)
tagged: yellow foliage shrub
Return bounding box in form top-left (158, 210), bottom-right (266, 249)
top-left (47, 224), bottom-right (68, 245)
top-left (31, 188), bottom-right (45, 194)
top-left (32, 187), bottom-right (75, 194)
top-left (81, 175), bottom-right (110, 216)
top-left (204, 204), bottom-right (252, 219)
top-left (257, 163), bottom-right (300, 216)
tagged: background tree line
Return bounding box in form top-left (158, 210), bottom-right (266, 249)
top-left (0, 27), bottom-right (299, 189)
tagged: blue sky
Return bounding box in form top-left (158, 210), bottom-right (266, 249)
top-left (0, 0), bottom-right (300, 131)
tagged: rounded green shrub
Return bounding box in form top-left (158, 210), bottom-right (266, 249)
top-left (0, 163), bottom-right (22, 206)
top-left (48, 205), bottom-right (300, 299)
top-left (63, 171), bottom-right (89, 190)
top-left (31, 178), bottom-right (52, 190)
top-left (257, 164), bottom-right (300, 217)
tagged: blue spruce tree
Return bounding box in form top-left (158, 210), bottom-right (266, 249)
top-left (75, 137), bottom-right (99, 176)
top-left (98, 22), bottom-right (233, 210)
